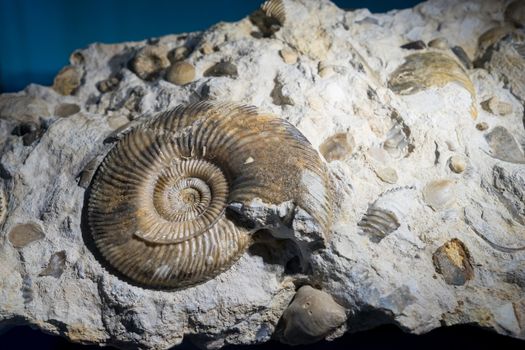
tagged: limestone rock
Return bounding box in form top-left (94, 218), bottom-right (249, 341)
top-left (1, 0), bottom-right (525, 349)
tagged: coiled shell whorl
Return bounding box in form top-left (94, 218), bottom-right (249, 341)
top-left (87, 101), bottom-right (332, 288)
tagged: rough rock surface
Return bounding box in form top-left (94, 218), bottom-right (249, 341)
top-left (1, 0), bottom-right (525, 348)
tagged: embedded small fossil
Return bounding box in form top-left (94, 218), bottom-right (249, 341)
top-left (433, 238), bottom-right (474, 286)
top-left (169, 46), bottom-right (190, 62)
top-left (484, 126), bottom-right (525, 163)
top-left (428, 37), bottom-right (449, 50)
top-left (357, 187), bottom-right (416, 243)
top-left (480, 96), bottom-right (513, 116)
top-left (476, 122), bottom-right (489, 131)
top-left (451, 45), bottom-right (472, 69)
top-left (276, 285), bottom-right (346, 345)
top-left (8, 222), bottom-right (45, 248)
top-left (388, 52), bottom-right (477, 118)
top-left (129, 45), bottom-right (170, 81)
top-left (381, 111), bottom-right (414, 159)
top-left (204, 62), bottom-right (238, 78)
top-left (401, 40), bottom-right (426, 50)
top-left (53, 65), bottom-right (83, 95)
top-left (279, 48), bottom-right (298, 64)
top-left (21, 275), bottom-right (33, 305)
top-left (166, 61), bottom-right (196, 86)
top-left (39, 251), bottom-right (67, 278)
top-left (448, 155), bottom-right (466, 173)
top-left (319, 132), bottom-right (354, 162)
top-left (261, 0), bottom-right (286, 26)
top-left (97, 76), bottom-right (120, 93)
top-left (374, 167), bottom-right (398, 184)
top-left (423, 179), bottom-right (456, 210)
top-left (87, 101), bottom-right (332, 288)
top-left (54, 103), bottom-right (80, 118)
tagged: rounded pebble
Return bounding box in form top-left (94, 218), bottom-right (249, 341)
top-left (448, 155), bottom-right (466, 173)
top-left (166, 61), bottom-right (196, 85)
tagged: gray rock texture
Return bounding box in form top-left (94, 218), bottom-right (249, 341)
top-left (1, 0), bottom-right (525, 348)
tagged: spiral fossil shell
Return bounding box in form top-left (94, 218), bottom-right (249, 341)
top-left (87, 101), bottom-right (332, 288)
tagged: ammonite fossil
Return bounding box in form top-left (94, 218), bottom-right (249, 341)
top-left (87, 101), bottom-right (332, 288)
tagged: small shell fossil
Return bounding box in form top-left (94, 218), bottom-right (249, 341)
top-left (388, 52), bottom-right (477, 118)
top-left (130, 45), bottom-right (170, 81)
top-left (382, 123), bottom-right (413, 158)
top-left (0, 184), bottom-right (7, 227)
top-left (428, 37), bottom-right (449, 50)
top-left (8, 222), bottom-right (45, 248)
top-left (319, 132), bottom-right (354, 162)
top-left (423, 179), bottom-right (456, 210)
top-left (481, 96), bottom-right (513, 116)
top-left (358, 204), bottom-right (400, 243)
top-left (53, 65), bottom-right (83, 95)
top-left (200, 42), bottom-right (214, 55)
top-left (317, 61), bottom-right (336, 78)
top-left (97, 76), bottom-right (120, 93)
top-left (279, 48), bottom-right (298, 64)
top-left (39, 251), bottom-right (67, 278)
top-left (451, 45), bottom-right (472, 69)
top-left (476, 122), bottom-right (489, 131)
top-left (277, 285), bottom-right (346, 345)
top-left (358, 187), bottom-right (417, 243)
top-left (169, 46), bottom-right (190, 62)
top-left (165, 61), bottom-right (196, 86)
top-left (374, 167), bottom-right (398, 184)
top-left (484, 126), bottom-right (525, 163)
top-left (448, 155), bottom-right (466, 173)
top-left (433, 238), bottom-right (474, 286)
top-left (87, 101), bottom-right (332, 288)
top-left (21, 275), bottom-right (33, 305)
top-left (401, 40), bottom-right (426, 50)
top-left (261, 0), bottom-right (286, 26)
top-left (477, 26), bottom-right (514, 55)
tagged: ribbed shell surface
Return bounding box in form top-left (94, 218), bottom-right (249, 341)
top-left (87, 101), bottom-right (332, 288)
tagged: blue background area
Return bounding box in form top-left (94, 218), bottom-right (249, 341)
top-left (0, 0), bottom-right (424, 93)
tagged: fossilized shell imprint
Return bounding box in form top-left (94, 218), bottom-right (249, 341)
top-left (388, 52), bottom-right (477, 118)
top-left (87, 101), bottom-right (332, 288)
top-left (261, 0), bottom-right (286, 25)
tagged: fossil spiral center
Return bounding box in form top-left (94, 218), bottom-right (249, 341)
top-left (163, 178), bottom-right (211, 214)
top-left (151, 159), bottom-right (229, 231)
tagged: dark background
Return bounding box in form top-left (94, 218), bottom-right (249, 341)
top-left (1, 0), bottom-right (524, 349)
top-left (2, 323), bottom-right (525, 350)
